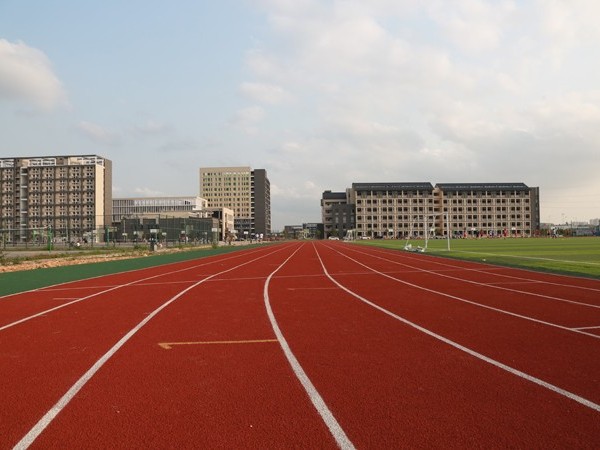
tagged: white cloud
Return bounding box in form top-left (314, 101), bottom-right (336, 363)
top-left (239, 82), bottom-right (291, 104)
top-left (0, 39), bottom-right (66, 110)
top-left (77, 121), bottom-right (121, 145)
top-left (230, 106), bottom-right (265, 134)
top-left (133, 187), bottom-right (166, 197)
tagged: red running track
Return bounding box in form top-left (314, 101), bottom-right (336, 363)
top-left (1, 241), bottom-right (599, 449)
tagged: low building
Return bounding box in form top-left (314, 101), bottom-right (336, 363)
top-left (116, 215), bottom-right (218, 244)
top-left (112, 196), bottom-right (207, 222)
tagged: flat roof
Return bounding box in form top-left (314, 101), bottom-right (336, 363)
top-left (435, 183), bottom-right (530, 191)
top-left (352, 182), bottom-right (434, 191)
top-left (322, 191), bottom-right (347, 199)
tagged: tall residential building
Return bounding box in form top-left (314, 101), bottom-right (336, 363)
top-left (199, 166), bottom-right (271, 237)
top-left (322, 182), bottom-right (540, 239)
top-left (0, 155), bottom-right (112, 243)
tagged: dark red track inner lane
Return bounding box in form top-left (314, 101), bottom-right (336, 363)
top-left (29, 243), bottom-right (338, 449)
top-left (317, 242), bottom-right (600, 405)
top-left (355, 244), bottom-right (600, 306)
top-left (336, 244), bottom-right (600, 328)
top-left (1, 245), bottom-right (290, 448)
top-left (3, 242), bottom-right (599, 449)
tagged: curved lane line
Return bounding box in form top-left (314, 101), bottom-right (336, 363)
top-left (331, 245), bottom-right (600, 340)
top-left (366, 244), bottom-right (600, 294)
top-left (12, 245), bottom-right (291, 450)
top-left (314, 243), bottom-right (600, 414)
top-left (263, 243), bottom-right (356, 450)
top-left (0, 246), bottom-right (279, 332)
top-left (345, 245), bottom-right (600, 310)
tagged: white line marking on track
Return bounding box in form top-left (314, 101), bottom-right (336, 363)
top-left (314, 244), bottom-right (600, 414)
top-left (573, 325), bottom-right (600, 331)
top-left (347, 246), bottom-right (600, 311)
top-left (375, 246), bottom-right (600, 294)
top-left (286, 287), bottom-right (338, 291)
top-left (264, 244), bottom-right (355, 450)
top-left (13, 245), bottom-right (292, 450)
top-left (331, 247), bottom-right (600, 340)
top-left (1, 248), bottom-right (275, 332)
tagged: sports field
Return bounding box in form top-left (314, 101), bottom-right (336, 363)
top-left (1, 240), bottom-right (599, 448)
top-left (360, 236), bottom-right (600, 279)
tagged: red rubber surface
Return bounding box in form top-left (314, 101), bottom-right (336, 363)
top-left (1, 241), bottom-right (599, 448)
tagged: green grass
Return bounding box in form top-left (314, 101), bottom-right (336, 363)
top-left (0, 245), bottom-right (257, 297)
top-left (356, 237), bottom-right (600, 279)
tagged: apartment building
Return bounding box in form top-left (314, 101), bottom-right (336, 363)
top-left (0, 155), bottom-right (112, 243)
top-left (322, 182), bottom-right (540, 239)
top-left (199, 166), bottom-right (271, 237)
top-left (353, 182), bottom-right (436, 238)
top-left (437, 183), bottom-right (540, 238)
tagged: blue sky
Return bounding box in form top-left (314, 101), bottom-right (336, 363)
top-left (1, 0), bottom-right (600, 230)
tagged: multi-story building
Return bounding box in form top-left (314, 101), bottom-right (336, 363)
top-left (0, 155), bottom-right (112, 243)
top-left (199, 166), bottom-right (271, 237)
top-left (322, 182), bottom-right (540, 239)
top-left (321, 189), bottom-right (354, 238)
top-left (437, 183), bottom-right (540, 238)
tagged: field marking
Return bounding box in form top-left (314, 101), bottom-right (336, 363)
top-left (158, 339), bottom-right (278, 349)
top-left (367, 245), bottom-right (600, 294)
top-left (287, 287), bottom-right (338, 291)
top-left (346, 246), bottom-right (600, 311)
top-left (12, 245), bottom-right (293, 450)
top-left (314, 244), bottom-right (600, 414)
top-left (450, 250), bottom-right (600, 267)
top-left (329, 246), bottom-right (600, 340)
top-left (573, 325), bottom-right (600, 331)
top-left (0, 244), bottom-right (274, 301)
top-left (0, 246), bottom-right (284, 332)
top-left (264, 244), bottom-right (356, 450)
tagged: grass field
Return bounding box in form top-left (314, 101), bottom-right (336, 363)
top-left (357, 236), bottom-right (600, 279)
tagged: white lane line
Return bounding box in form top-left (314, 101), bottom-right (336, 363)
top-left (368, 245), bottom-right (600, 294)
top-left (331, 247), bottom-right (600, 340)
top-left (13, 245), bottom-right (292, 450)
top-left (287, 287), bottom-right (338, 291)
top-left (314, 244), bottom-right (600, 414)
top-left (0, 245), bottom-right (271, 301)
top-left (573, 325), bottom-right (600, 331)
top-left (453, 250), bottom-right (600, 266)
top-left (264, 244), bottom-right (355, 450)
top-left (0, 246), bottom-right (280, 332)
top-left (346, 246), bottom-right (600, 310)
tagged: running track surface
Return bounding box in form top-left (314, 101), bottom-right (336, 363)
top-left (1, 241), bottom-right (599, 449)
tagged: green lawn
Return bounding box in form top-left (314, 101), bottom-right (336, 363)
top-left (356, 237), bottom-right (600, 279)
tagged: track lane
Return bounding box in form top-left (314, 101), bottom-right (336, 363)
top-left (3, 244), bottom-right (295, 449)
top-left (337, 246), bottom-right (600, 329)
top-left (3, 240), bottom-right (599, 448)
top-left (21, 241), bottom-right (341, 449)
top-left (315, 242), bottom-right (600, 407)
top-left (264, 242), bottom-right (599, 447)
top-left (358, 244), bottom-right (600, 306)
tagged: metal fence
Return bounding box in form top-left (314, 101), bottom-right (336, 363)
top-left (1, 214), bottom-right (220, 249)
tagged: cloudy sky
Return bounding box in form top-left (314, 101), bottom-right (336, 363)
top-left (1, 0), bottom-right (599, 230)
